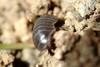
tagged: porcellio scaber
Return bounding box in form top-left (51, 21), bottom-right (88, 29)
top-left (32, 15), bottom-right (58, 50)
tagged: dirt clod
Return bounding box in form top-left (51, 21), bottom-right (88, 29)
top-left (0, 0), bottom-right (100, 67)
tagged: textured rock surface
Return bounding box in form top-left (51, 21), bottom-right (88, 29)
top-left (0, 0), bottom-right (100, 67)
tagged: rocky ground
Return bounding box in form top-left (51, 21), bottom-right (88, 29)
top-left (0, 0), bottom-right (100, 67)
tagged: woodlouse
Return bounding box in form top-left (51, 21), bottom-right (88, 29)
top-left (32, 15), bottom-right (58, 50)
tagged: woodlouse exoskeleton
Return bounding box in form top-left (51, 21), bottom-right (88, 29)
top-left (32, 15), bottom-right (58, 50)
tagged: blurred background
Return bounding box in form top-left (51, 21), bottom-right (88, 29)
top-left (0, 0), bottom-right (100, 67)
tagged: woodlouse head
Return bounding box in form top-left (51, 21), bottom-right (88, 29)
top-left (35, 31), bottom-right (53, 50)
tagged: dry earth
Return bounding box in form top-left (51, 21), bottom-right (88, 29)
top-left (0, 0), bottom-right (100, 67)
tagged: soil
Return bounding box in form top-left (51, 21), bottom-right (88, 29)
top-left (0, 0), bottom-right (100, 67)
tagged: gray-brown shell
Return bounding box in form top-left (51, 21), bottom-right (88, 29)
top-left (33, 15), bottom-right (58, 50)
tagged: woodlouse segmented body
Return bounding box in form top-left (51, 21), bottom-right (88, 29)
top-left (33, 15), bottom-right (58, 50)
